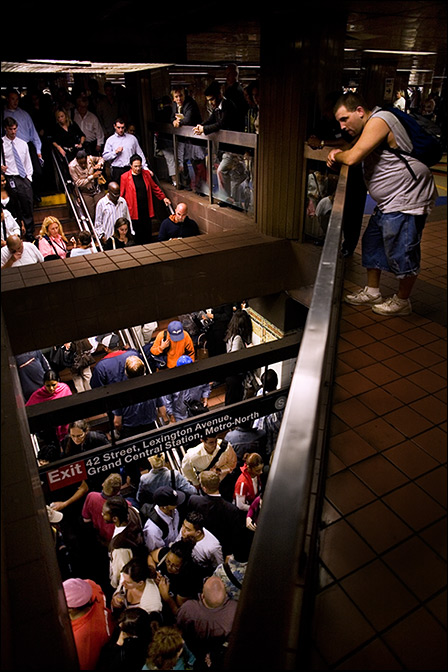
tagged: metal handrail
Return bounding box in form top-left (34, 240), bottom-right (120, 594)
top-left (223, 164), bottom-right (349, 670)
top-left (51, 149), bottom-right (104, 252)
top-left (148, 121), bottom-right (257, 211)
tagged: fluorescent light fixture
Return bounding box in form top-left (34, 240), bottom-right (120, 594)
top-left (397, 69), bottom-right (433, 73)
top-left (27, 59), bottom-right (92, 66)
top-left (344, 48), bottom-right (358, 52)
top-left (363, 49), bottom-right (436, 56)
top-left (169, 71), bottom-right (209, 75)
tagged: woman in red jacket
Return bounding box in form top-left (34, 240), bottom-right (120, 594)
top-left (233, 452), bottom-right (264, 511)
top-left (120, 154), bottom-right (171, 245)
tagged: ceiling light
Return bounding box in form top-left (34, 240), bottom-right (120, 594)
top-left (363, 49), bottom-right (436, 56)
top-left (27, 59), bottom-right (92, 66)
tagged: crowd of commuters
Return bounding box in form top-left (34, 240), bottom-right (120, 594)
top-left (11, 288), bottom-right (282, 668)
top-left (1, 68), bottom-right (260, 255)
top-left (34, 315), bottom-right (281, 670)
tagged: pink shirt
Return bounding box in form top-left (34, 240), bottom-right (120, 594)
top-left (26, 382), bottom-right (72, 441)
top-left (38, 234), bottom-right (68, 259)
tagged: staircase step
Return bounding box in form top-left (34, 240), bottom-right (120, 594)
top-left (40, 193), bottom-right (67, 207)
top-left (34, 202), bottom-right (71, 224)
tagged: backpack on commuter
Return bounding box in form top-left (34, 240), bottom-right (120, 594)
top-left (381, 107), bottom-right (443, 177)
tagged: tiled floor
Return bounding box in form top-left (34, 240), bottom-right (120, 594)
top-left (312, 203), bottom-right (447, 669)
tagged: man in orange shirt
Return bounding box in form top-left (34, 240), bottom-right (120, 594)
top-left (149, 321), bottom-right (195, 369)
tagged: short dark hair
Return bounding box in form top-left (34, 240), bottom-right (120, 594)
top-left (78, 231), bottom-right (92, 246)
top-left (4, 116), bottom-right (18, 129)
top-left (37, 443), bottom-right (61, 463)
top-left (185, 511), bottom-right (205, 531)
top-left (169, 540), bottom-right (193, 562)
top-left (105, 495), bottom-right (128, 523)
top-left (130, 153), bottom-right (142, 164)
top-left (204, 81), bottom-right (221, 99)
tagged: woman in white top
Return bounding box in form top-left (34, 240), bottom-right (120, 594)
top-left (393, 90), bottom-right (406, 112)
top-left (111, 556), bottom-right (162, 617)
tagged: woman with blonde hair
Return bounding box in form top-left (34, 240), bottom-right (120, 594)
top-left (38, 216), bottom-right (72, 259)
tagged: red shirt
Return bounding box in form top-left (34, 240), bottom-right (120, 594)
top-left (71, 580), bottom-right (113, 670)
top-left (120, 169), bottom-right (166, 219)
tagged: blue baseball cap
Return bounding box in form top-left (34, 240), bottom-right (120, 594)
top-left (168, 320), bottom-right (185, 342)
top-left (177, 355), bottom-right (193, 366)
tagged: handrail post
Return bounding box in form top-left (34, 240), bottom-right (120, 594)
top-left (207, 138), bottom-right (213, 204)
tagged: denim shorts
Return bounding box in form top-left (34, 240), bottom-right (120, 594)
top-left (361, 208), bottom-right (427, 278)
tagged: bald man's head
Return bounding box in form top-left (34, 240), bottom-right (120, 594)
top-left (202, 576), bottom-right (227, 609)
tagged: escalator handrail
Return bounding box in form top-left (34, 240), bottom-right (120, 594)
top-left (51, 149), bottom-right (104, 252)
top-left (51, 149), bottom-right (85, 234)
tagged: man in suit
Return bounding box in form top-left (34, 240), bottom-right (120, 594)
top-left (187, 470), bottom-right (244, 557)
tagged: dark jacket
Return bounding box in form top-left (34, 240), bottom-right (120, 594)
top-left (188, 493), bottom-right (244, 556)
top-left (109, 507), bottom-right (143, 553)
top-left (158, 215), bottom-right (200, 241)
top-left (202, 97), bottom-right (239, 135)
top-left (170, 95), bottom-right (202, 126)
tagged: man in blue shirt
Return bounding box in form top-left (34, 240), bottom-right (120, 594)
top-left (162, 355), bottom-right (210, 421)
top-left (102, 118), bottom-right (148, 183)
top-left (112, 355), bottom-right (167, 438)
top-left (3, 89), bottom-right (44, 202)
top-left (3, 89), bottom-right (42, 160)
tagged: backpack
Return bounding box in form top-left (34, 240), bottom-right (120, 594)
top-left (139, 503), bottom-right (169, 539)
top-left (144, 331), bottom-right (170, 372)
top-left (381, 107), bottom-right (443, 177)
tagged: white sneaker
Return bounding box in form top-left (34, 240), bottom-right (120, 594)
top-left (345, 286), bottom-right (383, 306)
top-left (372, 295), bottom-right (412, 316)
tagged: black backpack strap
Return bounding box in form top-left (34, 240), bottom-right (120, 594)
top-left (223, 561), bottom-right (242, 589)
top-left (207, 440), bottom-right (228, 471)
top-left (147, 507), bottom-right (169, 539)
top-left (370, 108), bottom-right (418, 180)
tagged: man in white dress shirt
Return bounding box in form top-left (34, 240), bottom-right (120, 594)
top-left (102, 118), bottom-right (148, 183)
top-left (94, 181), bottom-right (133, 241)
top-left (1, 117), bottom-right (35, 240)
top-left (73, 93), bottom-right (104, 156)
